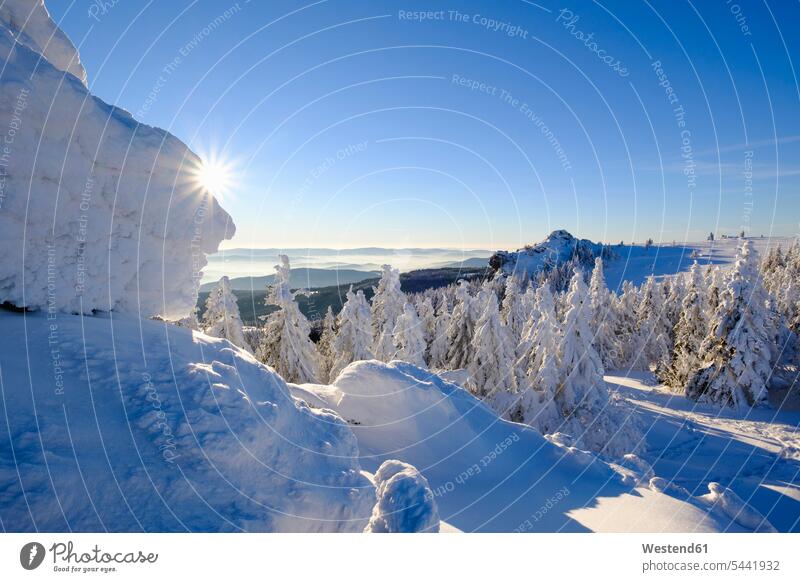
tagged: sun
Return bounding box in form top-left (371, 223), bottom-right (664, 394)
top-left (192, 153), bottom-right (237, 200)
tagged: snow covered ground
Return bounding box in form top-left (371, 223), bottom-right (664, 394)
top-left (606, 372), bottom-right (800, 532)
top-left (0, 311), bottom-right (374, 532)
top-left (291, 361), bottom-right (796, 532)
top-left (603, 236), bottom-right (794, 291)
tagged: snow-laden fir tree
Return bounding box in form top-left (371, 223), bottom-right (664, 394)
top-left (555, 270), bottom-right (641, 455)
top-left (557, 270), bottom-right (607, 414)
top-left (445, 280), bottom-right (475, 370)
top-left (614, 280), bottom-right (641, 368)
top-left (663, 262), bottom-right (707, 389)
top-left (393, 302), bottom-right (427, 368)
top-left (514, 284), bottom-right (559, 387)
top-left (630, 276), bottom-right (671, 370)
top-left (428, 293), bottom-right (451, 370)
top-left (501, 274), bottom-right (527, 346)
top-left (513, 284), bottom-right (561, 430)
top-left (685, 241), bottom-right (773, 408)
top-left (331, 287), bottom-right (374, 379)
top-left (417, 296), bottom-right (436, 364)
top-left (371, 265), bottom-right (405, 361)
top-left (256, 255), bottom-right (320, 383)
top-left (588, 257), bottom-right (619, 368)
top-left (202, 276), bottom-right (252, 353)
top-left (467, 292), bottom-right (516, 413)
top-left (662, 275), bottom-right (686, 343)
top-left (317, 306), bottom-right (337, 383)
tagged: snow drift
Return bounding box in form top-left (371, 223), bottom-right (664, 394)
top-left (0, 311), bottom-right (375, 531)
top-left (292, 360), bottom-right (753, 532)
top-left (0, 0), bottom-right (233, 319)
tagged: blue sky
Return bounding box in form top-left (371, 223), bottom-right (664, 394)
top-left (51, 0), bottom-right (800, 249)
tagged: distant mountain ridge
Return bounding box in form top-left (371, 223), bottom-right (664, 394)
top-left (199, 268), bottom-right (380, 292)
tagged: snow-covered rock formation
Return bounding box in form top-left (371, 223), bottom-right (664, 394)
top-left (489, 230), bottom-right (606, 277)
top-left (0, 0), bottom-right (232, 319)
top-left (0, 0), bottom-right (87, 85)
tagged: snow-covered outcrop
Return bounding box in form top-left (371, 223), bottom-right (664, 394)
top-left (0, 311), bottom-right (374, 531)
top-left (489, 230), bottom-right (606, 277)
top-left (0, 0), bottom-right (87, 85)
top-left (0, 1), bottom-right (233, 319)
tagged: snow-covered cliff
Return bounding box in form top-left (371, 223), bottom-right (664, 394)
top-left (0, 0), bottom-right (233, 319)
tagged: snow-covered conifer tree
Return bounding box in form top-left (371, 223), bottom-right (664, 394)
top-left (331, 287), bottom-right (374, 379)
top-left (631, 276), bottom-right (670, 370)
top-left (317, 306), bottom-right (337, 383)
top-left (554, 270), bottom-right (641, 455)
top-left (501, 274), bottom-right (527, 345)
top-left (664, 262), bottom-right (707, 389)
top-left (557, 270), bottom-right (607, 415)
top-left (588, 257), bottom-right (618, 368)
top-left (445, 281), bottom-right (475, 370)
top-left (513, 284), bottom-right (561, 429)
top-left (614, 280), bottom-right (641, 368)
top-left (428, 293), bottom-right (451, 370)
top-left (256, 256), bottom-right (320, 383)
top-left (371, 265), bottom-right (405, 361)
top-left (202, 276), bottom-right (252, 353)
top-left (686, 241), bottom-right (773, 408)
top-left (417, 296), bottom-right (436, 364)
top-left (393, 302), bottom-right (427, 367)
top-left (467, 293), bottom-right (515, 411)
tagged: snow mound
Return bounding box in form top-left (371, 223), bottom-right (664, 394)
top-left (365, 460), bottom-right (440, 533)
top-left (292, 360), bottom-right (746, 532)
top-left (0, 5), bottom-right (233, 318)
top-left (0, 0), bottom-right (87, 85)
top-left (0, 312), bottom-right (374, 531)
top-left (704, 482), bottom-right (777, 533)
top-left (489, 230), bottom-right (605, 276)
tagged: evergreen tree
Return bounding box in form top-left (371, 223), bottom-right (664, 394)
top-left (417, 296), bottom-right (437, 364)
top-left (557, 270), bottom-right (607, 418)
top-left (468, 293), bottom-right (515, 411)
top-left (331, 287), bottom-right (374, 379)
top-left (428, 293), bottom-right (451, 370)
top-left (614, 280), bottom-right (641, 368)
top-left (631, 276), bottom-right (670, 370)
top-left (445, 281), bottom-right (475, 370)
top-left (664, 262), bottom-right (707, 389)
top-left (513, 284), bottom-right (561, 429)
top-left (257, 256), bottom-right (320, 383)
top-left (317, 306), bottom-right (337, 383)
top-left (588, 257), bottom-right (618, 368)
top-left (371, 265), bottom-right (405, 361)
top-left (202, 276), bottom-right (252, 353)
top-left (393, 302), bottom-right (427, 367)
top-left (501, 274), bottom-right (527, 346)
top-left (685, 241), bottom-right (773, 408)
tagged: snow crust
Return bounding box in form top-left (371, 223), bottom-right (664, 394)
top-left (0, 5), bottom-right (233, 318)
